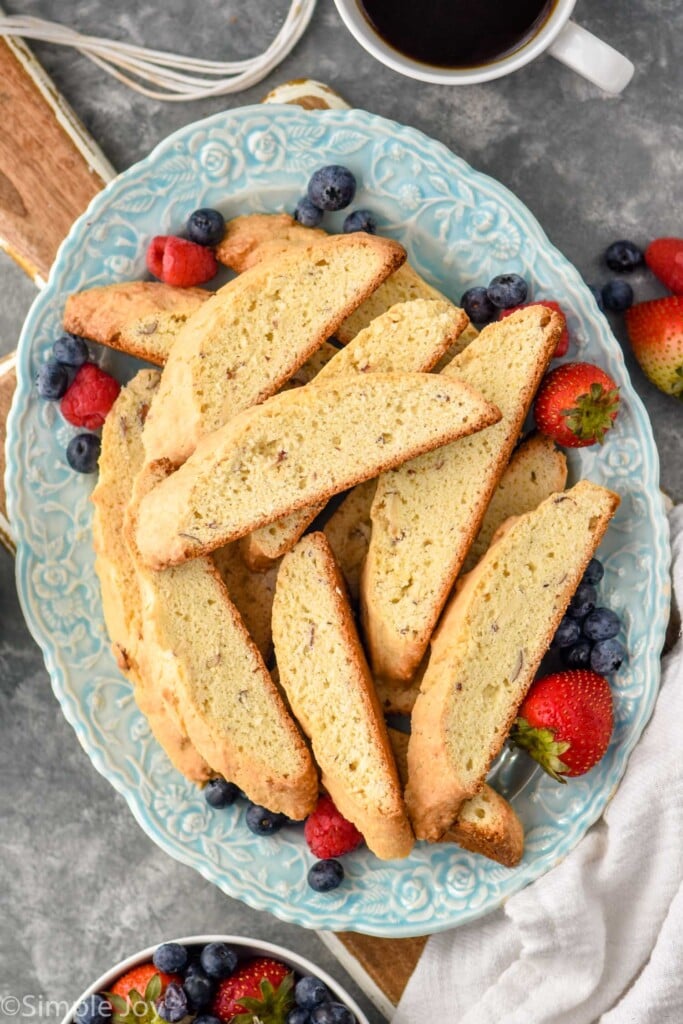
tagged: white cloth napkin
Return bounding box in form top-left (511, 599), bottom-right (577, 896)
top-left (394, 506), bottom-right (683, 1024)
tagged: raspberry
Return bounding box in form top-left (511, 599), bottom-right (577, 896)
top-left (146, 235), bottom-right (217, 287)
top-left (500, 300), bottom-right (569, 357)
top-left (60, 363), bottom-right (120, 430)
top-left (304, 796), bottom-right (363, 858)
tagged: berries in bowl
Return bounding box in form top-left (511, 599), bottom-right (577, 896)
top-left (64, 936), bottom-right (370, 1024)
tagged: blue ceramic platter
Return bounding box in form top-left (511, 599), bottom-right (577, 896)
top-left (5, 105), bottom-right (670, 937)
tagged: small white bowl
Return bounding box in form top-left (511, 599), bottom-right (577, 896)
top-left (61, 934), bottom-right (371, 1024)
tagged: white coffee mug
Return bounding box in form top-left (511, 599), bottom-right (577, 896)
top-left (332, 0), bottom-right (634, 94)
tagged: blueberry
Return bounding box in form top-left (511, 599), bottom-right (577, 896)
top-left (294, 197), bottom-right (324, 228)
top-left (295, 975), bottom-right (329, 1009)
top-left (187, 208), bottom-right (225, 247)
top-left (566, 582), bottom-right (597, 620)
top-left (308, 858), bottom-right (344, 892)
top-left (310, 1003), bottom-right (355, 1024)
top-left (343, 209), bottom-right (377, 234)
top-left (460, 286), bottom-right (496, 325)
top-left (66, 433), bottom-right (101, 474)
top-left (582, 607), bottom-right (622, 642)
top-left (561, 641), bottom-right (592, 669)
top-left (288, 1009), bottom-right (312, 1024)
top-left (604, 240), bottom-right (643, 273)
top-left (53, 332), bottom-right (89, 367)
top-left (307, 165), bottom-right (356, 211)
top-left (581, 557), bottom-right (604, 586)
top-left (37, 358), bottom-right (70, 399)
top-left (588, 285), bottom-right (605, 312)
top-left (486, 273), bottom-right (528, 308)
top-left (551, 615), bottom-right (582, 648)
top-left (204, 777), bottom-right (240, 808)
top-left (590, 638), bottom-right (626, 673)
top-left (153, 942), bottom-right (188, 974)
top-left (157, 983), bottom-right (188, 1023)
top-left (245, 802), bottom-right (287, 836)
top-left (200, 942), bottom-right (238, 979)
top-left (602, 279), bottom-right (634, 312)
top-left (183, 967), bottom-right (215, 1011)
top-left (194, 1017), bottom-right (223, 1024)
top-left (74, 993), bottom-right (113, 1024)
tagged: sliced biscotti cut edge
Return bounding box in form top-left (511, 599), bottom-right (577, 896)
top-left (242, 298), bottom-right (470, 569)
top-left (126, 463), bottom-right (318, 819)
top-left (64, 281), bottom-right (210, 362)
top-left (336, 263), bottom-right (451, 344)
top-left (405, 480), bottom-right (620, 841)
top-left (215, 212), bottom-right (328, 271)
top-left (211, 543), bottom-right (279, 663)
top-left (142, 232), bottom-right (407, 467)
top-left (272, 532), bottom-right (414, 859)
top-left (135, 371), bottom-right (501, 570)
top-left (360, 305), bottom-right (563, 682)
top-left (322, 479), bottom-right (377, 604)
top-left (388, 728), bottom-right (523, 867)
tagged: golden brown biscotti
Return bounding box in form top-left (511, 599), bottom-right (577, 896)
top-left (125, 462), bottom-right (318, 819)
top-left (64, 281), bottom-right (211, 364)
top-left (216, 212), bottom-right (328, 271)
top-left (388, 729), bottom-right (524, 867)
top-left (142, 233), bottom-right (407, 466)
top-left (433, 321), bottom-right (479, 371)
top-left (405, 481), bottom-right (620, 841)
top-left (462, 433), bottom-right (568, 574)
top-left (135, 371), bottom-right (502, 570)
top-left (336, 263), bottom-right (451, 344)
top-left (361, 305), bottom-right (563, 682)
top-left (272, 533), bottom-right (414, 859)
top-left (242, 299), bottom-right (470, 570)
top-left (211, 544), bottom-right (280, 663)
top-left (91, 369), bottom-right (213, 783)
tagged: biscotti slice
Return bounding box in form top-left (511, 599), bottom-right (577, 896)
top-left (142, 233), bottom-right (407, 466)
top-left (462, 433), bottom-right (568, 574)
top-left (336, 262), bottom-right (451, 344)
top-left (361, 305), bottom-right (563, 682)
top-left (64, 281), bottom-right (210, 364)
top-left (211, 544), bottom-right (279, 663)
top-left (126, 464), bottom-right (318, 819)
top-left (242, 299), bottom-right (470, 569)
top-left (91, 369), bottom-right (213, 784)
top-left (388, 729), bottom-right (523, 867)
top-left (135, 371), bottom-right (501, 570)
top-left (216, 212), bottom-right (327, 271)
top-left (272, 533), bottom-right (414, 859)
top-left (406, 480), bottom-right (620, 841)
top-left (322, 479), bottom-right (377, 604)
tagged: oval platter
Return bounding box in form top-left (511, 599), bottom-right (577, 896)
top-left (5, 105), bottom-right (670, 937)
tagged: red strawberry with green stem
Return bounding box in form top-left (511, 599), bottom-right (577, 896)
top-left (533, 361), bottom-right (620, 446)
top-left (212, 957), bottom-right (294, 1023)
top-left (625, 295), bottom-right (683, 399)
top-left (644, 237), bottom-right (683, 295)
top-left (510, 669), bottom-right (613, 781)
top-left (106, 963), bottom-right (180, 1023)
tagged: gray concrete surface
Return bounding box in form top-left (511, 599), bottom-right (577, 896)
top-left (1, 1), bottom-right (681, 1020)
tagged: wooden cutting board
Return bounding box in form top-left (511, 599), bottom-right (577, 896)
top-left (0, 31), bottom-right (425, 1015)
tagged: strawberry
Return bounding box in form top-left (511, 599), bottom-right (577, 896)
top-left (146, 234), bottom-right (217, 287)
top-left (533, 361), bottom-right (619, 446)
top-left (511, 670), bottom-right (613, 781)
top-left (304, 795), bottom-right (364, 858)
top-left (212, 957), bottom-right (294, 1023)
top-left (625, 295), bottom-right (683, 398)
top-left (60, 363), bottom-right (121, 429)
top-left (500, 300), bottom-right (569, 357)
top-left (644, 237), bottom-right (683, 295)
top-left (107, 963), bottom-right (181, 1023)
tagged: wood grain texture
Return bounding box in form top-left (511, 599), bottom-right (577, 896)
top-left (334, 933), bottom-right (428, 1007)
top-left (0, 37), bottom-right (110, 283)
top-left (0, 352), bottom-right (17, 552)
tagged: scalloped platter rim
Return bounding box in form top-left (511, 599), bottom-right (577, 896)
top-left (5, 104), bottom-right (671, 937)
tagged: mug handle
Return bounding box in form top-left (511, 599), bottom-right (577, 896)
top-left (548, 20), bottom-right (634, 94)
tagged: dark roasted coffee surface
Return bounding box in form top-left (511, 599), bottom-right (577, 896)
top-left (358, 0), bottom-right (556, 68)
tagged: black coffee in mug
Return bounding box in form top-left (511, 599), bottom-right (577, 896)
top-left (357, 0), bottom-right (557, 69)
